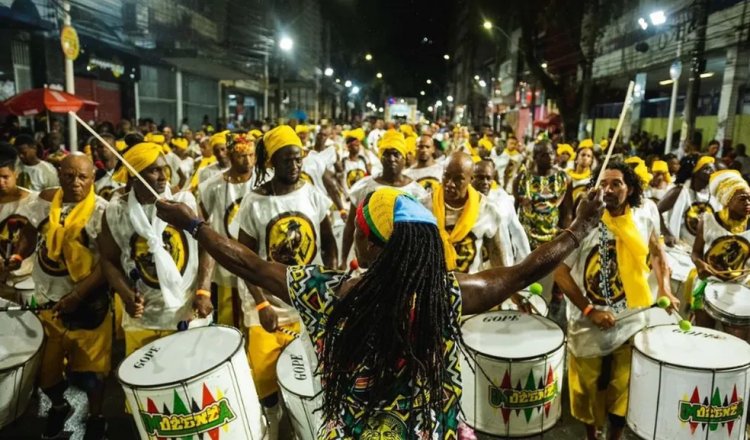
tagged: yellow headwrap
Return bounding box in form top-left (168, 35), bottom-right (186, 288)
top-left (579, 139), bottom-right (594, 149)
top-left (171, 137), bottom-right (188, 150)
top-left (693, 156), bottom-right (715, 173)
top-left (556, 144), bottom-right (576, 161)
top-left (567, 168), bottom-right (592, 181)
top-left (601, 206), bottom-right (653, 308)
top-left (295, 125), bottom-right (309, 134)
top-left (248, 129), bottom-right (263, 140)
top-left (115, 140), bottom-right (127, 151)
top-left (378, 130), bottom-right (407, 158)
top-left (405, 136), bottom-right (417, 156)
top-left (112, 142), bottom-right (164, 184)
top-left (478, 136), bottom-right (493, 151)
top-left (432, 185), bottom-right (481, 271)
top-left (190, 155), bottom-right (217, 190)
top-left (633, 162), bottom-right (653, 188)
top-left (600, 139), bottom-right (609, 149)
top-left (46, 187), bottom-right (96, 282)
top-left (145, 133), bottom-right (165, 145)
top-left (651, 160), bottom-right (672, 184)
top-left (400, 124), bottom-right (416, 138)
top-left (710, 169), bottom-right (750, 207)
top-left (209, 131), bottom-right (229, 148)
top-left (263, 125), bottom-right (303, 166)
top-left (344, 128), bottom-right (365, 142)
top-left (624, 156), bottom-right (644, 167)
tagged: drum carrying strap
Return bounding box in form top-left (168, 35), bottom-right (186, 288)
top-left (597, 354), bottom-right (613, 391)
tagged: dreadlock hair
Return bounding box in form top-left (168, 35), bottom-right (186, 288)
top-left (320, 203), bottom-right (461, 435)
top-left (592, 159), bottom-right (644, 208)
top-left (253, 137), bottom-right (271, 186)
top-left (676, 153), bottom-right (700, 185)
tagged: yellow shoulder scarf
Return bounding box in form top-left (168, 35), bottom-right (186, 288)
top-left (190, 156), bottom-right (217, 191)
top-left (567, 168), bottom-right (591, 181)
top-left (432, 185), bottom-right (481, 270)
top-left (46, 188), bottom-right (97, 282)
top-left (601, 206), bottom-right (652, 307)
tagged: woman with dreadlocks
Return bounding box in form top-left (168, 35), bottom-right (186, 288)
top-left (155, 151), bottom-right (604, 438)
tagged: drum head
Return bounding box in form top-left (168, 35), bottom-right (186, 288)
top-left (12, 277), bottom-right (34, 291)
top-left (664, 248), bottom-right (694, 282)
top-left (277, 338), bottom-right (316, 397)
top-left (0, 298), bottom-right (44, 371)
top-left (705, 283), bottom-right (750, 322)
top-left (117, 326), bottom-right (243, 387)
top-left (462, 311), bottom-right (564, 360)
top-left (634, 325), bottom-right (750, 370)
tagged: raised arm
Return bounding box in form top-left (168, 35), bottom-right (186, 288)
top-left (458, 188), bottom-right (604, 315)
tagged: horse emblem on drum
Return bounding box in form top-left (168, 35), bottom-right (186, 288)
top-left (265, 211), bottom-right (317, 265)
top-left (706, 236), bottom-right (750, 281)
top-left (685, 202), bottom-right (714, 236)
top-left (584, 241), bottom-right (626, 305)
top-left (130, 227), bottom-right (189, 289)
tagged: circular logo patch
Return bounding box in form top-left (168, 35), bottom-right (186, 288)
top-left (129, 226), bottom-right (189, 289)
top-left (347, 169), bottom-right (366, 188)
top-left (685, 202), bottom-right (713, 236)
top-left (451, 231), bottom-right (477, 273)
top-left (418, 176), bottom-right (440, 192)
top-left (37, 218), bottom-right (83, 277)
top-left (0, 214), bottom-right (29, 257)
top-left (223, 198), bottom-right (243, 239)
top-left (706, 235), bottom-right (750, 281)
top-left (265, 211), bottom-right (317, 265)
top-left (360, 412), bottom-right (407, 440)
top-left (583, 240), bottom-right (626, 305)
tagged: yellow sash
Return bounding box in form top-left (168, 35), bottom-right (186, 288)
top-left (46, 188), bottom-right (96, 282)
top-left (432, 185), bottom-right (481, 270)
top-left (601, 206), bottom-right (652, 307)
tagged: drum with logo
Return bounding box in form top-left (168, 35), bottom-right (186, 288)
top-left (277, 337), bottom-right (322, 440)
top-left (500, 289), bottom-right (549, 316)
top-left (628, 325), bottom-right (750, 440)
top-left (460, 311), bottom-right (565, 437)
top-left (0, 298), bottom-right (43, 428)
top-left (117, 326), bottom-right (264, 439)
top-left (664, 247), bottom-right (694, 298)
top-left (704, 282), bottom-right (750, 326)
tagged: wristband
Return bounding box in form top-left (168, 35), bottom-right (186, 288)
top-left (339, 209), bottom-right (348, 216)
top-left (9, 254), bottom-right (23, 263)
top-left (255, 301), bottom-right (271, 311)
top-left (195, 289), bottom-right (211, 298)
top-left (583, 304), bottom-right (594, 317)
top-left (188, 219), bottom-right (208, 237)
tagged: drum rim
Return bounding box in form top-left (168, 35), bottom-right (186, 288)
top-left (461, 312), bottom-right (565, 361)
top-left (633, 324), bottom-right (750, 372)
top-left (0, 312), bottom-right (44, 373)
top-left (116, 325), bottom-right (244, 388)
top-left (465, 411), bottom-right (562, 438)
top-left (277, 339), bottom-right (318, 399)
top-left (704, 288), bottom-right (750, 326)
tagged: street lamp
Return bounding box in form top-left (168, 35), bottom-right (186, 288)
top-left (376, 72), bottom-right (383, 79)
top-left (351, 86), bottom-right (360, 94)
top-left (420, 90), bottom-right (425, 96)
top-left (426, 79), bottom-right (432, 84)
top-left (279, 36), bottom-right (293, 52)
top-left (446, 95), bottom-right (454, 102)
top-left (344, 80), bottom-right (352, 88)
top-left (478, 80), bottom-right (487, 88)
top-left (443, 54), bottom-right (450, 60)
top-left (649, 10), bottom-right (667, 26)
top-left (365, 53), bottom-right (373, 61)
top-left (474, 75), bottom-right (480, 81)
top-left (483, 20), bottom-right (492, 30)
top-left (324, 67), bottom-right (334, 77)
top-left (335, 78), bottom-right (341, 83)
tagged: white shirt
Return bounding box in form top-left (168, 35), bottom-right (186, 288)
top-left (404, 163), bottom-right (445, 193)
top-left (17, 161), bottom-right (59, 192)
top-left (348, 175), bottom-right (429, 206)
top-left (94, 169), bottom-right (125, 200)
top-left (487, 187), bottom-right (531, 266)
top-left (197, 162), bottom-right (227, 185)
top-left (367, 128), bottom-right (384, 150)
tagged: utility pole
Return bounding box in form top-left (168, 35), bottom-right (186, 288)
top-left (63, 0), bottom-right (77, 150)
top-left (680, 0), bottom-right (709, 153)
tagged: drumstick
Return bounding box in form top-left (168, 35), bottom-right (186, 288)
top-left (521, 282), bottom-right (544, 315)
top-left (594, 81), bottom-right (635, 188)
top-left (0, 302), bottom-right (54, 312)
top-left (615, 296), bottom-right (671, 321)
top-left (69, 111), bottom-right (161, 200)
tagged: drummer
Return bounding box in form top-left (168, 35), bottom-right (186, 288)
top-left (155, 182), bottom-right (604, 439)
top-left (97, 142), bottom-right (214, 357)
top-left (659, 155), bottom-right (719, 247)
top-left (554, 161), bottom-right (677, 440)
top-left (14, 153), bottom-right (111, 440)
top-left (235, 125), bottom-right (338, 439)
top-left (198, 134), bottom-right (259, 327)
top-left (691, 170), bottom-right (750, 338)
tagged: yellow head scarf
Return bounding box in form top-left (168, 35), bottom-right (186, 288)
top-left (262, 125), bottom-right (303, 166)
top-left (112, 142), bottom-right (164, 184)
top-left (209, 131), bottom-right (229, 148)
top-left (624, 156), bottom-right (644, 167)
top-left (601, 206), bottom-right (653, 307)
top-left (710, 169), bottom-right (750, 207)
top-left (355, 187), bottom-right (436, 244)
top-left (344, 128), bottom-right (365, 142)
top-left (478, 136), bottom-right (493, 151)
top-left (145, 133), bottom-right (165, 144)
top-left (378, 130), bottom-right (407, 158)
top-left (556, 144), bottom-right (576, 161)
top-left (405, 136), bottom-right (417, 156)
top-left (693, 156), bottom-right (715, 173)
top-left (295, 125), bottom-right (309, 134)
top-left (432, 185), bottom-right (481, 271)
top-left (633, 162), bottom-right (653, 188)
top-left (115, 140), bottom-right (127, 151)
top-left (248, 129), bottom-right (263, 140)
top-left (400, 124), bottom-right (416, 138)
top-left (171, 137), bottom-right (188, 150)
top-left (651, 160), bottom-right (672, 184)
top-left (578, 139), bottom-right (594, 149)
top-left (46, 187), bottom-right (97, 282)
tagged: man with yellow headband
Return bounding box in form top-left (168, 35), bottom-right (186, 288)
top-left (555, 160), bottom-right (675, 440)
top-left (295, 123), bottom-right (313, 149)
top-left (556, 143), bottom-right (576, 171)
top-left (16, 153), bottom-right (111, 439)
top-left (97, 142), bottom-right (214, 358)
top-left (198, 134), bottom-right (260, 327)
top-left (405, 133), bottom-right (444, 192)
top-left (93, 132), bottom-right (125, 201)
top-left (659, 155), bottom-right (719, 247)
top-left (169, 134), bottom-right (193, 190)
top-left (340, 127), bottom-right (374, 193)
top-left (691, 170), bottom-right (750, 337)
top-left (647, 159), bottom-right (673, 202)
top-left (341, 129), bottom-right (428, 264)
top-left (235, 125), bottom-right (338, 439)
top-left (491, 135), bottom-right (525, 192)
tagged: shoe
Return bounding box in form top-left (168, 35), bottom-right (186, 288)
top-left (41, 401), bottom-right (73, 439)
top-left (83, 415), bottom-right (108, 440)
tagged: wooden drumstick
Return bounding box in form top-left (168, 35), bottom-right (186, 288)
top-left (594, 81), bottom-right (635, 188)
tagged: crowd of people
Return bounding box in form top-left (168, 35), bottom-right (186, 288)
top-left (0, 113), bottom-right (748, 440)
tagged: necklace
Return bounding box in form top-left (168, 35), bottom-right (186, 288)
top-left (719, 208), bottom-right (749, 234)
top-left (597, 222), bottom-right (614, 308)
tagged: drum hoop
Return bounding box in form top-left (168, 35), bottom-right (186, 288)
top-left (704, 298), bottom-right (750, 325)
top-left (461, 313), bottom-right (565, 360)
top-left (469, 416), bottom-right (561, 438)
top-left (0, 312), bottom-right (44, 374)
top-left (116, 325), bottom-right (244, 389)
top-left (633, 324), bottom-right (750, 373)
top-left (278, 378), bottom-right (319, 401)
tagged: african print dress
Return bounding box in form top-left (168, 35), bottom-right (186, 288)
top-left (288, 265), bottom-right (463, 439)
top-left (516, 167), bottom-right (568, 249)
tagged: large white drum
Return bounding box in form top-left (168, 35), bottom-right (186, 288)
top-left (118, 326), bottom-right (264, 439)
top-left (0, 298), bottom-right (43, 428)
top-left (704, 282), bottom-right (750, 326)
top-left (665, 247), bottom-right (694, 298)
top-left (277, 337), bottom-right (322, 440)
top-left (499, 290), bottom-right (549, 316)
top-left (628, 325), bottom-right (750, 440)
top-left (460, 311), bottom-right (565, 437)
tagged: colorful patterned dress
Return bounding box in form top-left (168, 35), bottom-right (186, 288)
top-left (287, 264), bottom-right (463, 439)
top-left (516, 166), bottom-right (568, 249)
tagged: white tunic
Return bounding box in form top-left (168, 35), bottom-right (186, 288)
top-left (197, 162), bottom-right (226, 185)
top-left (404, 163), bottom-right (445, 193)
top-left (666, 180), bottom-right (721, 246)
top-left (94, 169), bottom-right (124, 200)
top-left (488, 187), bottom-right (532, 266)
top-left (105, 191), bottom-right (199, 330)
top-left (17, 161), bottom-right (59, 192)
top-left (163, 152), bottom-right (183, 187)
top-left (342, 157), bottom-right (370, 193)
top-left (491, 150), bottom-right (525, 192)
top-left (19, 194), bottom-right (107, 303)
top-left (348, 175), bottom-right (429, 206)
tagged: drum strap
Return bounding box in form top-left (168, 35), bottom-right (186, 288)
top-left (597, 354), bottom-right (613, 391)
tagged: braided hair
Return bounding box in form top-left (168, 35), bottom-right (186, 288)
top-left (320, 198), bottom-right (462, 435)
top-left (253, 137), bottom-right (272, 186)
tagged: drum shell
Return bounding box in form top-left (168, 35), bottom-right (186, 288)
top-left (704, 283), bottom-right (750, 326)
top-left (277, 338), bottom-right (322, 440)
top-left (460, 313), bottom-right (565, 437)
top-left (0, 309), bottom-right (43, 429)
top-left (628, 326), bottom-right (750, 440)
top-left (118, 328), bottom-right (263, 440)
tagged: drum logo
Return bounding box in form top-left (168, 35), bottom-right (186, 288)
top-left (140, 384), bottom-right (236, 438)
top-left (678, 385), bottom-right (744, 435)
top-left (489, 366), bottom-right (558, 423)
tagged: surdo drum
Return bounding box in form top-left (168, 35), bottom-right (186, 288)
top-left (117, 326), bottom-right (264, 439)
top-left (460, 311), bottom-right (565, 437)
top-left (628, 325), bottom-right (750, 440)
top-left (664, 247), bottom-right (695, 299)
top-left (704, 282), bottom-right (750, 326)
top-left (277, 337), bottom-right (322, 440)
top-left (500, 289), bottom-right (549, 316)
top-left (0, 298), bottom-right (43, 428)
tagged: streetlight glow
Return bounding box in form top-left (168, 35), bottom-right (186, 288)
top-left (541, 62), bottom-right (548, 69)
top-left (483, 20), bottom-right (492, 30)
top-left (443, 54), bottom-right (450, 60)
top-left (426, 79), bottom-right (432, 84)
top-left (335, 78), bottom-right (341, 83)
top-left (378, 107), bottom-right (384, 112)
top-left (478, 80), bottom-right (487, 88)
top-left (351, 86), bottom-right (360, 94)
top-left (428, 106), bottom-right (434, 112)
top-left (420, 90), bottom-right (425, 96)
top-left (324, 67), bottom-right (334, 77)
top-left (344, 80), bottom-right (352, 88)
top-left (376, 72), bottom-right (383, 79)
top-left (435, 100), bottom-right (443, 107)
top-left (365, 53), bottom-right (373, 61)
top-left (637, 17), bottom-right (648, 30)
top-left (474, 75), bottom-right (480, 81)
top-left (279, 36), bottom-right (293, 51)
top-left (649, 10), bottom-right (667, 26)
top-left (446, 95), bottom-right (454, 102)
